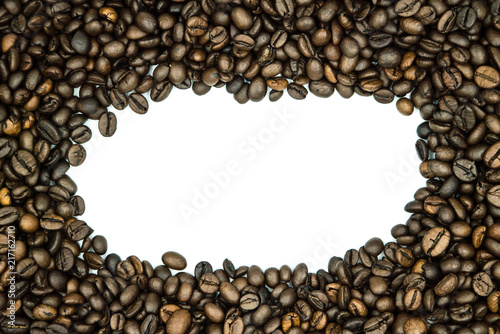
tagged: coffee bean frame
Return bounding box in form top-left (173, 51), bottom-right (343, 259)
top-left (0, 0), bottom-right (499, 333)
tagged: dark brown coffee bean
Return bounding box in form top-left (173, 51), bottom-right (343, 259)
top-left (37, 119), bottom-right (61, 145)
top-left (103, 41), bottom-right (126, 59)
top-left (110, 89), bottom-right (128, 110)
top-left (71, 30), bottom-right (90, 55)
top-left (11, 150), bottom-right (36, 176)
top-left (66, 220), bottom-right (93, 241)
top-left (395, 0), bottom-right (421, 17)
top-left (248, 77), bottom-right (267, 102)
top-left (128, 93), bottom-right (149, 115)
top-left (55, 247), bottom-right (75, 272)
top-left (40, 213), bottom-right (64, 230)
top-left (199, 273), bottom-right (219, 294)
top-left (287, 83), bottom-right (308, 100)
top-left (275, 0), bottom-right (294, 18)
top-left (98, 112), bottom-right (117, 137)
top-left (487, 185), bottom-right (500, 207)
top-left (442, 67), bottom-right (463, 90)
top-left (67, 144), bottom-right (86, 167)
top-left (151, 81), bottom-right (173, 102)
top-left (117, 70), bottom-right (139, 94)
top-left (136, 11), bottom-right (157, 34)
top-left (453, 159), bottom-right (477, 182)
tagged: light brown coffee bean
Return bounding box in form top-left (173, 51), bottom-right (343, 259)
top-left (422, 227), bottom-right (450, 257)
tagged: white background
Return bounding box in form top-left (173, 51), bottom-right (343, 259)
top-left (68, 87), bottom-right (424, 273)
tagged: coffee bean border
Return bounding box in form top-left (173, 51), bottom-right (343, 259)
top-left (1, 0), bottom-right (500, 333)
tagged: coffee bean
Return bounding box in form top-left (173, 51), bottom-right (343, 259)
top-left (453, 159), bottom-right (477, 182)
top-left (475, 66), bottom-right (500, 89)
top-left (364, 316), bottom-right (388, 334)
top-left (117, 70), bottom-right (140, 94)
top-left (403, 317), bottom-right (427, 334)
top-left (55, 247), bottom-right (75, 272)
top-left (40, 213), bottom-right (64, 230)
top-left (151, 81), bottom-right (173, 102)
top-left (166, 309), bottom-right (191, 334)
top-left (66, 220), bottom-right (93, 241)
top-left (204, 303), bottom-right (224, 323)
top-left (435, 273), bottom-right (458, 296)
top-left (71, 30), bottom-right (90, 55)
top-left (11, 149), bottom-right (36, 176)
top-left (487, 185), bottom-right (500, 207)
top-left (422, 227), bottom-right (450, 257)
top-left (98, 112), bottom-right (117, 137)
top-left (457, 6), bottom-right (476, 29)
top-left (442, 67), bottom-right (463, 90)
top-left (37, 119), bottom-right (61, 145)
top-left (287, 83), bottom-right (308, 99)
top-left (472, 272), bottom-right (494, 297)
top-left (110, 89), bottom-right (128, 110)
top-left (396, 98), bottom-right (414, 116)
top-left (120, 284), bottom-right (140, 306)
top-left (67, 144), bottom-right (86, 167)
top-left (248, 77), bottom-right (267, 102)
top-left (275, 0), bottom-right (294, 18)
top-left (395, 0), bottom-right (421, 17)
top-left (103, 41), bottom-right (126, 59)
top-left (309, 80), bottom-right (334, 98)
top-left (162, 251), bottom-right (187, 270)
top-left (220, 281), bottom-right (240, 305)
top-left (136, 11), bottom-right (157, 34)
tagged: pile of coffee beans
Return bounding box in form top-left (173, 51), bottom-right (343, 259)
top-left (2, 0), bottom-right (500, 333)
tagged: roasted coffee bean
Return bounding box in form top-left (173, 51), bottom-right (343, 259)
top-left (275, 0), bottom-right (294, 18)
top-left (40, 213), bottom-right (64, 230)
top-left (98, 112), bottom-right (117, 137)
top-left (435, 273), bottom-right (458, 296)
top-left (11, 150), bottom-right (36, 176)
top-left (3, 1), bottom-right (500, 332)
top-left (66, 220), bottom-right (93, 241)
top-left (422, 227), bottom-right (450, 257)
top-left (166, 309), bottom-right (191, 334)
top-left (453, 159), bottom-right (477, 182)
top-left (472, 272), bottom-right (494, 297)
top-left (110, 89), bottom-right (128, 110)
top-left (117, 70), bottom-right (140, 94)
top-left (71, 30), bottom-right (91, 55)
top-left (162, 251), bottom-right (187, 270)
top-left (395, 0), bottom-right (421, 17)
top-left (475, 66), bottom-right (500, 89)
top-left (67, 144), bottom-right (86, 167)
top-left (396, 98), bottom-right (414, 116)
top-left (287, 83), bottom-right (308, 100)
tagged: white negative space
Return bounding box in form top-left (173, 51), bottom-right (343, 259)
top-left (68, 86), bottom-right (424, 273)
